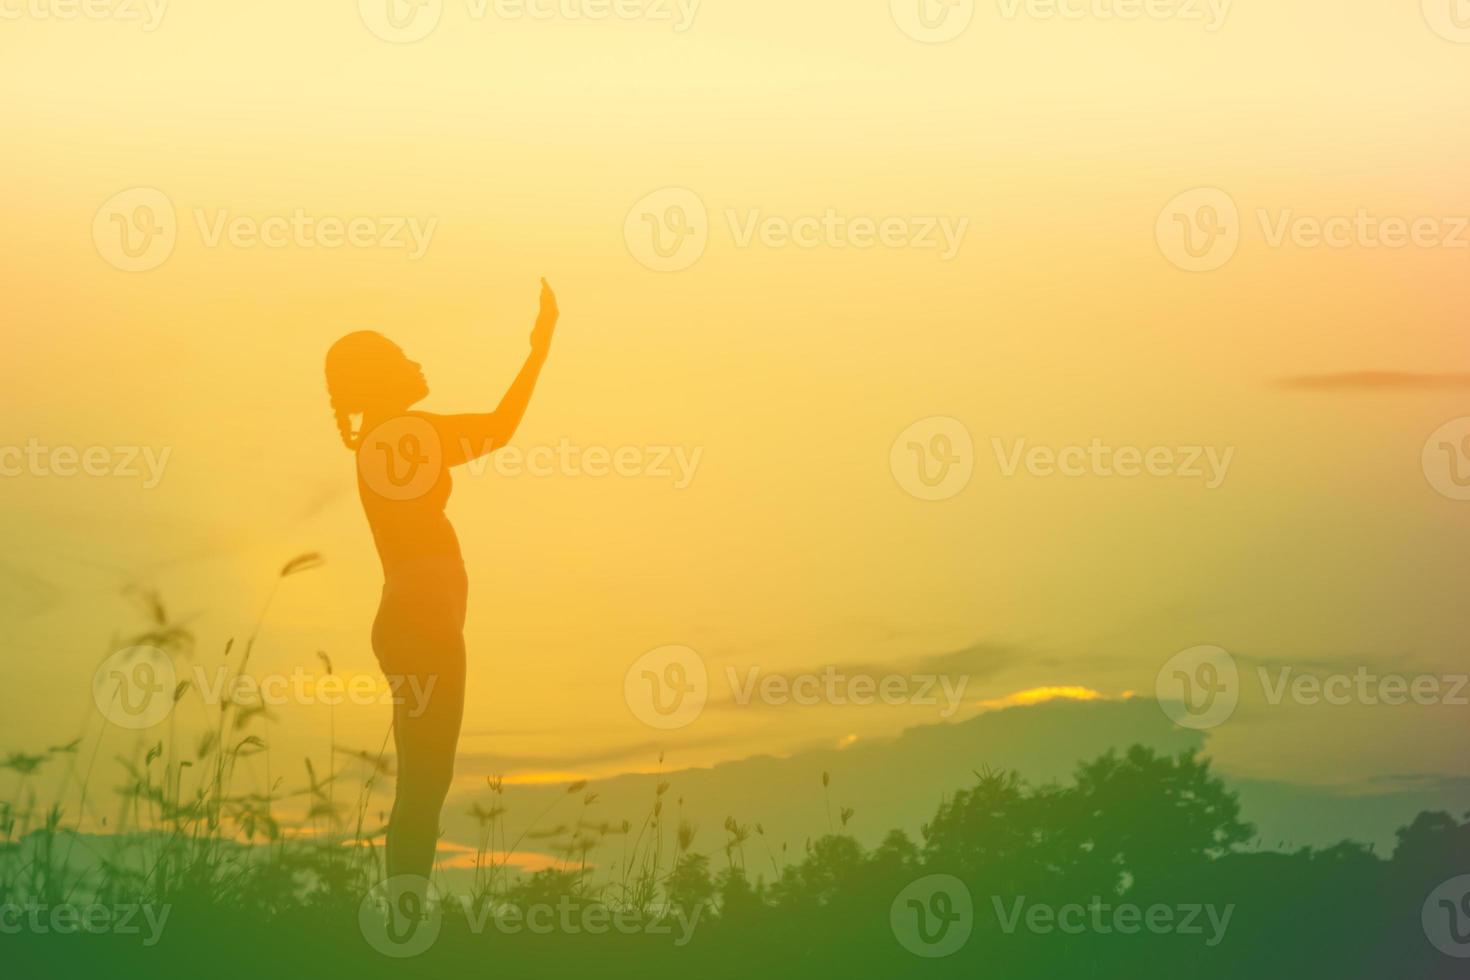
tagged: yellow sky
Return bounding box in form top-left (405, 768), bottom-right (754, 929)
top-left (3, 0), bottom-right (1470, 805)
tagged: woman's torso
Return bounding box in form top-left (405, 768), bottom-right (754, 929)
top-left (358, 458), bottom-right (469, 642)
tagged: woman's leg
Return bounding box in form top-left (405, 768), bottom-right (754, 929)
top-left (384, 647), bottom-right (466, 883)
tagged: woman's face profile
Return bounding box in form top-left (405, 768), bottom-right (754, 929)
top-left (328, 331), bottom-right (430, 414)
top-left (397, 350), bottom-right (430, 407)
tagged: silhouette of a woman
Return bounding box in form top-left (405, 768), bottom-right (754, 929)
top-left (324, 280), bottom-right (558, 885)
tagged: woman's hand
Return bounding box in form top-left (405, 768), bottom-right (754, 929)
top-left (530, 278), bottom-right (558, 356)
top-left (443, 280), bottom-right (559, 463)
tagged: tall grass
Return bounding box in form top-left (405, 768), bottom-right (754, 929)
top-left (0, 556), bottom-right (793, 923)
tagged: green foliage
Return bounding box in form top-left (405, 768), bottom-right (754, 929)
top-left (1, 567), bottom-right (1463, 978)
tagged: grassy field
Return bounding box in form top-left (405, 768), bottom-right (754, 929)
top-left (3, 559), bottom-right (1467, 978)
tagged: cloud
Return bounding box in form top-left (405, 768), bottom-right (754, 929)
top-left (455, 732), bottom-right (736, 775)
top-left (976, 686), bottom-right (1108, 710)
top-left (1235, 650), bottom-right (1462, 677)
top-left (1274, 371), bottom-right (1470, 391)
top-left (1360, 773), bottom-right (1470, 796)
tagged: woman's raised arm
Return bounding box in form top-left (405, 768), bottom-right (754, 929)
top-left (434, 279), bottom-right (558, 466)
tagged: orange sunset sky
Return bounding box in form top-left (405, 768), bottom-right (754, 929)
top-left (3, 0), bottom-right (1470, 825)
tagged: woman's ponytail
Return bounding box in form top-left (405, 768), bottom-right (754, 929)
top-left (331, 398), bottom-right (360, 451)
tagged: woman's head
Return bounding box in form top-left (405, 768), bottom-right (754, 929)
top-left (324, 331), bottom-right (429, 449)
